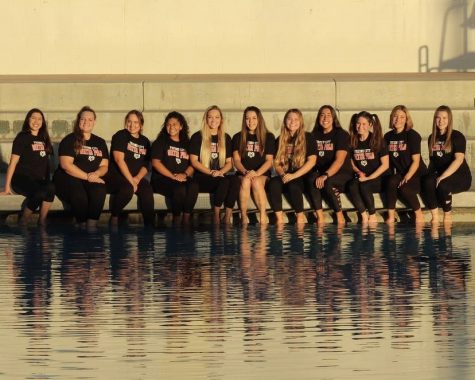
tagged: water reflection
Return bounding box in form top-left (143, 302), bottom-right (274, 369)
top-left (0, 223), bottom-right (473, 379)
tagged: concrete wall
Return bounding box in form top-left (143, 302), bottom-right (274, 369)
top-left (0, 74), bottom-right (474, 173)
top-left (1, 0), bottom-right (474, 74)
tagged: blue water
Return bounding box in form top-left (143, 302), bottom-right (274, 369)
top-left (0, 223), bottom-right (474, 379)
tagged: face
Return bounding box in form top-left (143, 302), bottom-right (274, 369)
top-left (319, 108), bottom-right (333, 131)
top-left (166, 117), bottom-right (182, 140)
top-left (435, 111), bottom-right (449, 133)
top-left (206, 109), bottom-right (222, 132)
top-left (392, 110), bottom-right (407, 131)
top-left (126, 113), bottom-right (142, 136)
top-left (245, 111), bottom-right (258, 133)
top-left (28, 112), bottom-right (43, 135)
top-left (285, 112), bottom-right (301, 136)
top-left (79, 111), bottom-right (96, 134)
top-left (356, 116), bottom-right (371, 137)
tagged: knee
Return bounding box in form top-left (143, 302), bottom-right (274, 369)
top-left (241, 177), bottom-right (251, 190)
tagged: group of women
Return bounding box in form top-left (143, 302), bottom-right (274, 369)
top-left (1, 104), bottom-right (471, 227)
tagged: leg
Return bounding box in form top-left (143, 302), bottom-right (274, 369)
top-left (239, 176), bottom-right (252, 224)
top-left (223, 175), bottom-right (240, 224)
top-left (286, 178), bottom-right (306, 224)
top-left (268, 176), bottom-right (284, 224)
top-left (384, 174), bottom-right (401, 224)
top-left (251, 176), bottom-right (269, 224)
top-left (135, 179), bottom-right (155, 226)
top-left (84, 182), bottom-right (107, 222)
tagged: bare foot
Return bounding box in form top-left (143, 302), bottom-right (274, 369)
top-left (259, 212), bottom-right (269, 224)
top-left (443, 211), bottom-right (452, 225)
top-left (274, 211), bottom-right (284, 225)
top-left (335, 211), bottom-right (345, 226)
top-left (314, 210), bottom-right (325, 225)
top-left (368, 214), bottom-right (378, 225)
top-left (361, 211), bottom-right (369, 225)
top-left (430, 208), bottom-right (439, 225)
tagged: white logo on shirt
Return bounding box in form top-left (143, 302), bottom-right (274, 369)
top-left (248, 152), bottom-right (255, 158)
top-left (361, 160), bottom-right (367, 167)
top-left (40, 151), bottom-right (46, 157)
top-left (437, 151), bottom-right (443, 157)
top-left (88, 156), bottom-right (95, 161)
top-left (393, 152), bottom-right (399, 158)
top-left (319, 151), bottom-right (324, 157)
top-left (134, 153), bottom-right (140, 159)
top-left (211, 153), bottom-right (218, 160)
top-left (176, 158), bottom-right (181, 164)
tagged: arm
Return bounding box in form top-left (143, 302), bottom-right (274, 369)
top-left (360, 155), bottom-right (389, 182)
top-left (250, 154), bottom-right (274, 180)
top-left (316, 150), bottom-right (347, 189)
top-left (351, 158), bottom-right (366, 179)
top-left (60, 156), bottom-right (107, 184)
top-left (233, 150), bottom-right (247, 175)
top-left (436, 152), bottom-right (465, 187)
top-left (399, 153), bottom-right (420, 187)
top-left (217, 157), bottom-right (233, 176)
top-left (282, 155), bottom-right (316, 184)
top-left (152, 158), bottom-right (190, 183)
top-left (113, 150), bottom-right (136, 187)
top-left (1, 154), bottom-right (20, 194)
top-left (190, 154), bottom-right (213, 175)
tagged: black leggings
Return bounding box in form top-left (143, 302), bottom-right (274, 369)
top-left (347, 177), bottom-right (383, 215)
top-left (11, 172), bottom-right (55, 211)
top-left (305, 171), bottom-right (352, 212)
top-left (422, 171), bottom-right (472, 212)
top-left (54, 171), bottom-right (106, 223)
top-left (385, 173), bottom-right (421, 211)
top-left (268, 176), bottom-right (305, 213)
top-left (152, 175), bottom-right (199, 215)
top-left (194, 174), bottom-right (240, 209)
top-left (107, 174), bottom-right (155, 225)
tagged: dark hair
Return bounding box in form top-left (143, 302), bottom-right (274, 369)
top-left (312, 105), bottom-right (342, 133)
top-left (124, 109), bottom-right (144, 134)
top-left (239, 106), bottom-right (268, 158)
top-left (349, 111), bottom-right (383, 153)
top-left (22, 108), bottom-right (53, 154)
top-left (73, 106), bottom-right (96, 154)
top-left (158, 111), bottom-right (190, 143)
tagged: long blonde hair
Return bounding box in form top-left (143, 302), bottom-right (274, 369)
top-left (429, 105), bottom-right (453, 155)
top-left (275, 109), bottom-right (306, 171)
top-left (200, 105), bottom-right (227, 169)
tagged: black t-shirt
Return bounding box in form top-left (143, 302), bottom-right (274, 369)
top-left (350, 133), bottom-right (389, 176)
top-left (11, 131), bottom-right (51, 180)
top-left (151, 135), bottom-right (191, 175)
top-left (58, 133), bottom-right (109, 173)
top-left (232, 131), bottom-right (275, 172)
top-left (384, 129), bottom-right (426, 175)
top-left (189, 132), bottom-right (232, 171)
top-left (109, 129), bottom-right (150, 177)
top-left (428, 129), bottom-right (471, 176)
top-left (312, 127), bottom-right (353, 174)
top-left (275, 132), bottom-right (317, 173)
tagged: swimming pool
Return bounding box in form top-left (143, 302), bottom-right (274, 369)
top-left (0, 223), bottom-right (474, 379)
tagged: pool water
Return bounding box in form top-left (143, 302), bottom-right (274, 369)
top-left (0, 223), bottom-right (474, 380)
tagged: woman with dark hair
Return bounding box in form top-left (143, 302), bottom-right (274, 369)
top-left (106, 110), bottom-right (154, 226)
top-left (384, 105), bottom-right (427, 224)
top-left (268, 108), bottom-right (316, 224)
top-left (189, 105), bottom-right (240, 224)
top-left (232, 106), bottom-right (275, 224)
top-left (347, 111), bottom-right (389, 224)
top-left (1, 108), bottom-right (55, 225)
top-left (422, 105), bottom-right (472, 224)
top-left (151, 111), bottom-right (199, 225)
top-left (54, 106), bottom-right (109, 227)
top-left (306, 105), bottom-right (353, 225)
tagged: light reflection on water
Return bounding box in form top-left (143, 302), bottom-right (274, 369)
top-left (0, 223), bottom-right (474, 379)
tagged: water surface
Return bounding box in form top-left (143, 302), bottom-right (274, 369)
top-left (0, 223), bottom-right (474, 379)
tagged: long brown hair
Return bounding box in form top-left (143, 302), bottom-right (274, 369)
top-left (239, 106), bottom-right (268, 158)
top-left (349, 111), bottom-right (383, 153)
top-left (429, 105), bottom-right (453, 155)
top-left (73, 106), bottom-right (96, 154)
top-left (22, 108), bottom-right (53, 154)
top-left (312, 105), bottom-right (342, 133)
top-left (275, 109), bottom-right (306, 171)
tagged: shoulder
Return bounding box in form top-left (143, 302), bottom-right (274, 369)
top-left (408, 129), bottom-right (421, 138)
top-left (60, 133), bottom-right (75, 144)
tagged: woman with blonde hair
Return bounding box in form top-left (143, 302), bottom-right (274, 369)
top-left (232, 106), bottom-right (275, 224)
top-left (422, 105), bottom-right (471, 224)
top-left (306, 105), bottom-right (353, 225)
top-left (189, 105), bottom-right (240, 224)
top-left (384, 105), bottom-right (427, 224)
top-left (268, 108), bottom-right (316, 224)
